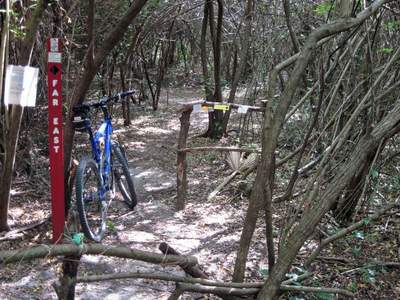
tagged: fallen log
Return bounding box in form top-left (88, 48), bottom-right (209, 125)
top-left (76, 270), bottom-right (353, 298)
top-left (178, 146), bottom-right (261, 154)
top-left (0, 243), bottom-right (198, 267)
top-left (159, 242), bottom-right (207, 279)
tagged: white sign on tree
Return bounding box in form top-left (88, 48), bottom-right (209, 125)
top-left (4, 65), bottom-right (39, 107)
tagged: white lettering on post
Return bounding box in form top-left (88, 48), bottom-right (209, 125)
top-left (52, 98), bottom-right (59, 106)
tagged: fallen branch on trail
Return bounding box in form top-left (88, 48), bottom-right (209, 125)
top-left (76, 269), bottom-right (354, 297)
top-left (341, 261), bottom-right (400, 275)
top-left (77, 270), bottom-right (309, 288)
top-left (156, 243), bottom-right (353, 298)
top-left (178, 146), bottom-right (261, 154)
top-left (0, 217), bottom-right (50, 241)
top-left (176, 283), bottom-right (258, 296)
top-left (76, 270), bottom-right (263, 286)
top-left (159, 242), bottom-right (208, 278)
top-left (159, 242), bottom-right (243, 300)
top-left (176, 283), bottom-right (354, 297)
top-left (0, 243), bottom-right (198, 267)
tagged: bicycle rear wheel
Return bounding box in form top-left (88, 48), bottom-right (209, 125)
top-left (112, 143), bottom-right (138, 209)
top-left (76, 157), bottom-right (106, 242)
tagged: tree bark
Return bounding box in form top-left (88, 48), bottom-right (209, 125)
top-left (176, 109), bottom-right (192, 210)
top-left (200, 0), bottom-right (212, 98)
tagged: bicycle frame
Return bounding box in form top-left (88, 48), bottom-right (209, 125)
top-left (81, 106), bottom-right (113, 201)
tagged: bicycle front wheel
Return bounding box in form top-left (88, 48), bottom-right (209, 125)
top-left (76, 157), bottom-right (106, 242)
top-left (112, 143), bottom-right (138, 209)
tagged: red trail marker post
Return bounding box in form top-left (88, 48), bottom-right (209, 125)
top-left (47, 38), bottom-right (65, 243)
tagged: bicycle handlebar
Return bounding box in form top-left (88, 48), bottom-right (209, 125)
top-left (72, 90), bottom-right (136, 131)
top-left (80, 90), bottom-right (136, 109)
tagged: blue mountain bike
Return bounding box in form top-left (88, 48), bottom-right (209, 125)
top-left (72, 91), bottom-right (137, 241)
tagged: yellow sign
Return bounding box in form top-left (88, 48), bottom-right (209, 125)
top-left (214, 104), bottom-right (230, 111)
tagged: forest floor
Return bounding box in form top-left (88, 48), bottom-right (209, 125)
top-left (0, 87), bottom-right (399, 300)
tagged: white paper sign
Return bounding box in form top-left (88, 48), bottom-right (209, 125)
top-left (193, 104), bottom-right (201, 113)
top-left (238, 105), bottom-right (249, 114)
top-left (4, 65), bottom-right (39, 107)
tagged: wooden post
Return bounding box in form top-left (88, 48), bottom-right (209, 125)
top-left (176, 108), bottom-right (192, 210)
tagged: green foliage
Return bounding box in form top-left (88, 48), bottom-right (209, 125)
top-left (390, 175), bottom-right (400, 192)
top-left (378, 48), bottom-right (394, 54)
top-left (199, 152), bottom-right (219, 164)
top-left (8, 9), bottom-right (26, 39)
top-left (348, 281), bottom-right (358, 292)
top-left (259, 268), bottom-right (269, 278)
top-left (361, 268), bottom-right (376, 284)
top-left (365, 232), bottom-right (378, 242)
top-left (221, 78), bottom-right (229, 87)
top-left (353, 230), bottom-right (365, 240)
top-left (147, 0), bottom-right (161, 10)
top-left (369, 168), bottom-right (379, 180)
top-left (285, 268), bottom-right (307, 285)
top-left (327, 226), bottom-right (340, 235)
top-left (313, 2), bottom-right (334, 15)
top-left (141, 0), bottom-right (161, 18)
top-left (351, 245), bottom-right (362, 257)
top-left (107, 220), bottom-right (116, 233)
top-left (282, 120), bottom-right (304, 148)
top-left (384, 20), bottom-right (400, 31)
top-left (362, 217), bottom-right (370, 226)
top-left (314, 292), bottom-right (334, 300)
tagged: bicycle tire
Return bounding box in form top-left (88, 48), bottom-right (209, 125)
top-left (112, 143), bottom-right (138, 209)
top-left (76, 157), bottom-right (106, 242)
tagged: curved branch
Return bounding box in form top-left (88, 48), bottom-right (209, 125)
top-left (78, 271), bottom-right (353, 297)
top-left (0, 243), bottom-right (198, 267)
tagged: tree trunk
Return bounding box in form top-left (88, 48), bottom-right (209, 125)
top-left (0, 0), bottom-right (49, 231)
top-left (221, 0), bottom-right (254, 134)
top-left (203, 0), bottom-right (224, 139)
top-left (120, 64), bottom-right (131, 125)
top-left (333, 144), bottom-right (381, 223)
top-left (200, 0), bottom-right (212, 99)
top-left (233, 104), bottom-right (276, 282)
top-left (176, 109), bottom-right (192, 210)
top-left (153, 7), bottom-right (180, 111)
